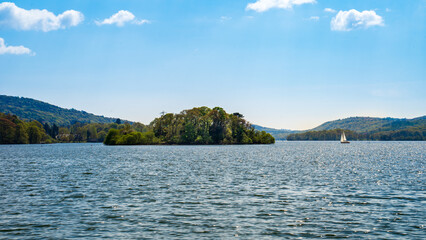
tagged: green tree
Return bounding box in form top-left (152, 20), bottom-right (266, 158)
top-left (15, 123), bottom-right (28, 144)
top-left (0, 118), bottom-right (16, 144)
top-left (27, 122), bottom-right (43, 144)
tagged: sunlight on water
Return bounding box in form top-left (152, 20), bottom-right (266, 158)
top-left (0, 142), bottom-right (425, 239)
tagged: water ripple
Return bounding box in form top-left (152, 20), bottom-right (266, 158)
top-left (0, 142), bottom-right (425, 239)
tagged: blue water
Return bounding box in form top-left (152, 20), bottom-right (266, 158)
top-left (0, 142), bottom-right (425, 239)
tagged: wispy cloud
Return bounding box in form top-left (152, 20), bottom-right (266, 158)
top-left (0, 2), bottom-right (83, 32)
top-left (324, 8), bottom-right (336, 13)
top-left (220, 16), bottom-right (232, 22)
top-left (371, 89), bottom-right (400, 98)
top-left (96, 10), bottom-right (150, 27)
top-left (134, 19), bottom-right (150, 25)
top-left (0, 38), bottom-right (33, 55)
top-left (246, 0), bottom-right (316, 12)
top-left (331, 9), bottom-right (384, 31)
top-left (309, 16), bottom-right (319, 21)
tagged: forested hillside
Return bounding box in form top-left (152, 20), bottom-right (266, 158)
top-left (0, 95), bottom-right (120, 126)
top-left (287, 126), bottom-right (426, 141)
top-left (311, 116), bottom-right (426, 133)
top-left (289, 116), bottom-right (426, 141)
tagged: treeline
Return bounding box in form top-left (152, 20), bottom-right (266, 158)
top-left (0, 112), bottom-right (147, 144)
top-left (0, 112), bottom-right (54, 144)
top-left (104, 107), bottom-right (275, 145)
top-left (1, 107), bottom-right (275, 145)
top-left (287, 129), bottom-right (357, 141)
top-left (54, 121), bottom-right (148, 143)
top-left (287, 128), bottom-right (426, 141)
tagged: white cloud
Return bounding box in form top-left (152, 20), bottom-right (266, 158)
top-left (96, 10), bottom-right (150, 27)
top-left (246, 0), bottom-right (316, 12)
top-left (324, 8), bottom-right (336, 13)
top-left (331, 9), bottom-right (384, 31)
top-left (0, 2), bottom-right (84, 32)
top-left (309, 16), bottom-right (319, 21)
top-left (134, 19), bottom-right (150, 25)
top-left (371, 89), bottom-right (400, 97)
top-left (220, 16), bottom-right (232, 22)
top-left (0, 38), bottom-right (33, 55)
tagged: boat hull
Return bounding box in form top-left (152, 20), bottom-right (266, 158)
top-left (340, 141), bottom-right (350, 144)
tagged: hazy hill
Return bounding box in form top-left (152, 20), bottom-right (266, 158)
top-left (252, 125), bottom-right (302, 140)
top-left (0, 95), bottom-right (120, 126)
top-left (310, 116), bottom-right (426, 133)
top-left (255, 116), bottom-right (425, 140)
top-left (284, 116), bottom-right (426, 141)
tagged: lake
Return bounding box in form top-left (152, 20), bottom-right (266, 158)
top-left (0, 142), bottom-right (424, 239)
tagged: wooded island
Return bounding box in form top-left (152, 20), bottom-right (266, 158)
top-left (104, 107), bottom-right (275, 145)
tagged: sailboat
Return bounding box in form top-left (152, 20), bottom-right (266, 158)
top-left (340, 131), bottom-right (350, 144)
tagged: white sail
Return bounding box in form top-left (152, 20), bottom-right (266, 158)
top-left (341, 132), bottom-right (347, 142)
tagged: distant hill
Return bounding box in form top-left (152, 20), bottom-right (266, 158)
top-left (286, 116), bottom-right (426, 141)
top-left (255, 116), bottom-right (425, 140)
top-left (0, 95), bottom-right (121, 126)
top-left (310, 116), bottom-right (426, 133)
top-left (252, 125), bottom-right (302, 140)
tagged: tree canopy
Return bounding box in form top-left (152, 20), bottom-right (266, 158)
top-left (104, 107), bottom-right (275, 145)
top-left (0, 112), bottom-right (53, 144)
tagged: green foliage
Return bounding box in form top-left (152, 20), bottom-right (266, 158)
top-left (0, 113), bottom-right (51, 144)
top-left (181, 123), bottom-right (197, 144)
top-left (55, 122), bottom-right (149, 143)
top-left (97, 130), bottom-right (107, 142)
top-left (0, 118), bottom-right (16, 144)
top-left (132, 122), bottom-right (149, 133)
top-left (104, 129), bottom-right (159, 145)
top-left (0, 112), bottom-right (150, 144)
top-left (106, 106), bottom-right (275, 145)
top-left (15, 123), bottom-right (28, 144)
top-left (27, 122), bottom-right (43, 144)
top-left (87, 125), bottom-right (98, 142)
top-left (104, 129), bottom-right (120, 145)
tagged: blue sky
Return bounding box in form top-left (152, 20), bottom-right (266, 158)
top-left (0, 0), bottom-right (425, 129)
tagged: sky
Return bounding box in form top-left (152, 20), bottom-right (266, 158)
top-left (0, 0), bottom-right (425, 130)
